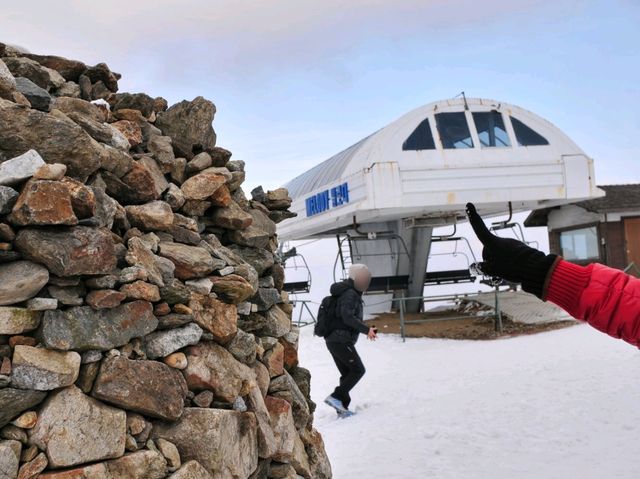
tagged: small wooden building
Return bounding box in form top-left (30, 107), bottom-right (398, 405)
top-left (525, 184), bottom-right (640, 274)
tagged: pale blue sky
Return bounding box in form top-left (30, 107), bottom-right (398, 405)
top-left (2, 0), bottom-right (639, 192)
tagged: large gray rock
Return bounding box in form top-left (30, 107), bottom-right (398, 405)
top-left (0, 440), bottom-right (20, 479)
top-left (0, 388), bottom-right (46, 428)
top-left (210, 201), bottom-right (253, 230)
top-left (182, 342), bottom-right (255, 403)
top-left (155, 96), bottom-right (217, 159)
top-left (125, 237), bottom-right (166, 287)
top-left (180, 171), bottom-right (226, 201)
top-left (15, 226), bottom-right (117, 277)
top-left (138, 155), bottom-right (169, 196)
top-left (263, 188), bottom-right (292, 210)
top-left (300, 427), bottom-right (332, 479)
top-left (0, 186), bottom-right (18, 214)
top-left (158, 242), bottom-right (218, 280)
top-left (269, 371), bottom-right (311, 431)
top-left (50, 96), bottom-right (106, 123)
top-left (15, 77), bottom-right (51, 111)
top-left (210, 274), bottom-right (255, 304)
top-left (226, 328), bottom-right (258, 365)
top-left (228, 245), bottom-right (274, 275)
top-left (0, 149), bottom-right (45, 187)
top-left (83, 62), bottom-right (120, 92)
top-left (189, 295), bottom-right (237, 344)
top-left (251, 288), bottom-right (282, 312)
top-left (144, 323), bottom-right (203, 359)
top-left (264, 395), bottom-right (297, 463)
top-left (112, 92), bottom-right (156, 116)
top-left (146, 135), bottom-right (176, 173)
top-left (0, 307), bottom-right (41, 335)
top-left (2, 56), bottom-right (65, 91)
top-left (126, 201), bottom-right (174, 231)
top-left (29, 385), bottom-right (126, 468)
top-left (152, 408), bottom-right (257, 479)
top-left (20, 52), bottom-right (86, 82)
top-left (246, 386), bottom-right (277, 459)
top-left (42, 300), bottom-right (158, 351)
top-left (65, 110), bottom-right (129, 150)
top-left (228, 208), bottom-right (275, 249)
top-left (239, 306), bottom-right (291, 338)
top-left (0, 260), bottom-right (49, 306)
top-left (92, 356), bottom-right (187, 421)
top-left (0, 99), bottom-right (105, 180)
top-left (11, 345), bottom-right (80, 391)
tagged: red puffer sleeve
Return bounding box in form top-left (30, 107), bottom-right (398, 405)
top-left (544, 260), bottom-right (640, 346)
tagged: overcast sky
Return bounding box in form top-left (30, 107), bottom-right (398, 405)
top-left (2, 0), bottom-right (639, 193)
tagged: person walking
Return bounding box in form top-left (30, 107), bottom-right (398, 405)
top-left (466, 202), bottom-right (640, 346)
top-left (324, 264), bottom-right (378, 418)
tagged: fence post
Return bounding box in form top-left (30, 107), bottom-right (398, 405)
top-left (399, 291), bottom-right (406, 342)
top-left (494, 285), bottom-right (503, 333)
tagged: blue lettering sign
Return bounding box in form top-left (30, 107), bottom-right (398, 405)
top-left (305, 182), bottom-right (350, 217)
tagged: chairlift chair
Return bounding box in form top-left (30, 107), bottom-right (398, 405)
top-left (281, 248), bottom-right (312, 294)
top-left (490, 201), bottom-right (539, 248)
top-left (424, 223), bottom-right (478, 286)
top-left (334, 233), bottom-right (411, 294)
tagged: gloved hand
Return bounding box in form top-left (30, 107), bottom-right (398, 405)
top-left (465, 203), bottom-right (559, 299)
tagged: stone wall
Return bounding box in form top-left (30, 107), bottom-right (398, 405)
top-left (0, 42), bottom-right (331, 479)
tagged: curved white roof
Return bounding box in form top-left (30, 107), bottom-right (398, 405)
top-left (280, 97), bottom-right (602, 240)
top-left (285, 98), bottom-right (582, 198)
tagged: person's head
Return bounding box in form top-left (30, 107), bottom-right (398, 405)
top-left (348, 263), bottom-right (371, 292)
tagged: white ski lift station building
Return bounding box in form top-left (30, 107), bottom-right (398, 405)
top-left (278, 97), bottom-right (603, 312)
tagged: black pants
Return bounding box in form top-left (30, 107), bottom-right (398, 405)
top-left (326, 341), bottom-right (366, 409)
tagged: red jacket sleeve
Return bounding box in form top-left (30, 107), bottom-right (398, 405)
top-left (545, 259), bottom-right (640, 346)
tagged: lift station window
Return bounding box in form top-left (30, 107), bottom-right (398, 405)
top-left (402, 118), bottom-right (436, 150)
top-left (510, 116), bottom-right (549, 146)
top-left (560, 226), bottom-right (599, 261)
top-left (473, 111), bottom-right (510, 147)
top-left (435, 112), bottom-right (474, 149)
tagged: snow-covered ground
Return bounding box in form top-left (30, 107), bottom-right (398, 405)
top-left (298, 323), bottom-right (640, 479)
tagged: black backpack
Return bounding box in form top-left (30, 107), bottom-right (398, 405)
top-left (314, 295), bottom-right (339, 337)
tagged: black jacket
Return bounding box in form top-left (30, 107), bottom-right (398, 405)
top-left (325, 279), bottom-right (369, 344)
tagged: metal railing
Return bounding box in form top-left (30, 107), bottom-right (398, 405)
top-left (289, 299), bottom-right (317, 328)
top-left (288, 288), bottom-right (506, 339)
top-left (364, 288), bottom-right (503, 342)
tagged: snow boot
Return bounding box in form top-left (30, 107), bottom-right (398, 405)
top-left (324, 395), bottom-right (348, 413)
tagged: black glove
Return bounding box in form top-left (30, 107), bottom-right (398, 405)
top-left (465, 203), bottom-right (559, 299)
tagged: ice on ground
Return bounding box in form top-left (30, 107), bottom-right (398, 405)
top-left (469, 290), bottom-right (574, 324)
top-left (299, 324), bottom-right (640, 479)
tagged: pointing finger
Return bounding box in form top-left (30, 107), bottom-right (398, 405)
top-left (466, 203), bottom-right (497, 247)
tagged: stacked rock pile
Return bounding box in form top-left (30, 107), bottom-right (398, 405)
top-left (0, 41), bottom-right (330, 479)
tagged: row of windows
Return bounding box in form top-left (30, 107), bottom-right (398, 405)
top-left (402, 111), bottom-right (549, 151)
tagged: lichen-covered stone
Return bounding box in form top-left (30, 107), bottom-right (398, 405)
top-left (0, 308), bottom-right (41, 335)
top-left (15, 226), bottom-right (116, 277)
top-left (144, 323), bottom-right (203, 360)
top-left (29, 385), bottom-right (126, 468)
top-left (182, 342), bottom-right (254, 403)
top-left (92, 356), bottom-right (187, 421)
top-left (41, 301), bottom-right (158, 351)
top-left (152, 408), bottom-right (257, 478)
top-left (11, 345), bottom-right (80, 391)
